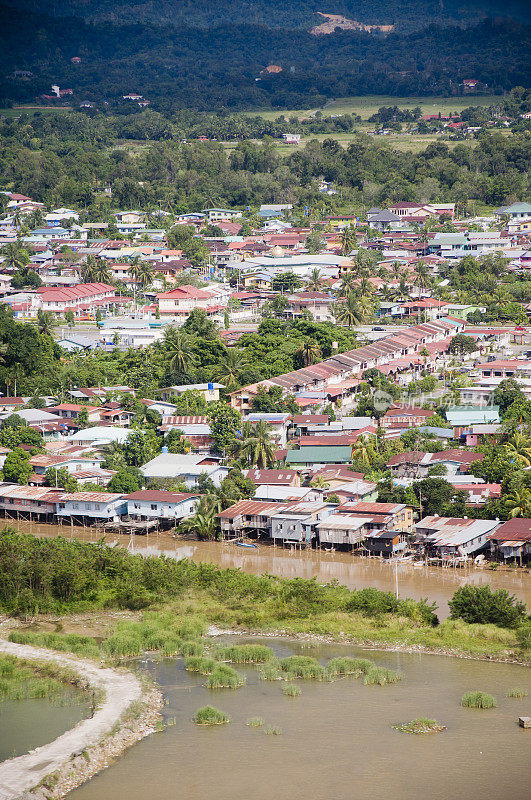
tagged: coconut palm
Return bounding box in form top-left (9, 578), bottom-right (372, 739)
top-left (179, 506), bottom-right (219, 540)
top-left (414, 262), bottom-right (431, 293)
top-left (358, 276), bottom-right (373, 298)
top-left (334, 293), bottom-right (363, 328)
top-left (81, 255), bottom-right (98, 283)
top-left (340, 225), bottom-right (356, 256)
top-left (129, 258), bottom-right (154, 288)
top-left (240, 420), bottom-right (276, 468)
top-left (506, 433), bottom-right (531, 467)
top-left (309, 475), bottom-right (330, 489)
top-left (2, 242), bottom-right (28, 271)
top-left (37, 310), bottom-right (57, 336)
top-left (351, 436), bottom-right (375, 467)
top-left (164, 327), bottom-right (196, 376)
top-left (213, 348), bottom-right (248, 388)
top-left (296, 340), bottom-right (322, 367)
top-left (506, 488), bottom-right (531, 519)
top-left (338, 271), bottom-right (358, 297)
top-left (306, 267), bottom-right (323, 292)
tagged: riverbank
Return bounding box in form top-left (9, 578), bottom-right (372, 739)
top-left (0, 640), bottom-right (162, 800)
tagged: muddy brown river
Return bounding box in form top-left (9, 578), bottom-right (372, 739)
top-left (68, 638), bottom-right (530, 800)
top-left (19, 520), bottom-right (531, 619)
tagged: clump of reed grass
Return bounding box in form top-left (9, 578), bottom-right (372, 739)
top-left (206, 664), bottom-right (246, 689)
top-left (363, 666), bottom-right (403, 686)
top-left (194, 705), bottom-right (229, 725)
top-left (0, 655), bottom-right (88, 704)
top-left (282, 683), bottom-right (302, 697)
top-left (8, 631), bottom-right (101, 660)
top-left (102, 612), bottom-right (207, 659)
top-left (461, 691), bottom-right (497, 709)
top-left (392, 718), bottom-right (445, 734)
top-left (246, 717), bottom-right (264, 727)
top-left (179, 640), bottom-right (205, 658)
top-left (211, 644), bottom-right (273, 664)
top-left (279, 656), bottom-right (325, 681)
top-left (259, 659), bottom-right (282, 681)
top-left (506, 688), bottom-right (528, 699)
top-left (264, 725), bottom-right (282, 735)
top-left (184, 656), bottom-right (216, 675)
top-left (326, 657), bottom-right (363, 678)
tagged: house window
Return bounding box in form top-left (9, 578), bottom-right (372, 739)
top-left (94, 504), bottom-right (100, 511)
top-left (72, 503), bottom-right (79, 509)
top-left (134, 503), bottom-right (140, 510)
top-left (151, 504), bottom-right (157, 511)
top-left (85, 504), bottom-right (92, 510)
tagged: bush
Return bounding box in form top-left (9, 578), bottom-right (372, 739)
top-left (326, 657), bottom-right (363, 677)
top-left (449, 585), bottom-right (526, 628)
top-left (259, 660), bottom-right (281, 681)
top-left (205, 664), bottom-right (245, 689)
top-left (461, 691), bottom-right (497, 709)
top-left (515, 621), bottom-right (531, 650)
top-left (279, 655), bottom-right (325, 680)
top-left (246, 717), bottom-right (264, 727)
top-left (194, 705), bottom-right (229, 725)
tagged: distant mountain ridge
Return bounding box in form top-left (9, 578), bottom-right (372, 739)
top-left (5, 0), bottom-right (531, 32)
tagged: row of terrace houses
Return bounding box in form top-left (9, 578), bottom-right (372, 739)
top-left (230, 318), bottom-right (465, 415)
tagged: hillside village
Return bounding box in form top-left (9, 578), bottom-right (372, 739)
top-left (0, 191), bottom-right (531, 565)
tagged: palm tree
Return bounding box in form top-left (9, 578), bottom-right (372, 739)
top-left (213, 348), bottom-right (248, 388)
top-left (309, 475), bottom-right (330, 489)
top-left (358, 276), bottom-right (373, 298)
top-left (506, 433), bottom-right (531, 467)
top-left (164, 327), bottom-right (196, 376)
top-left (129, 258), bottom-right (154, 289)
top-left (178, 506), bottom-right (219, 540)
top-left (306, 267), bottom-right (323, 291)
top-left (334, 292), bottom-right (363, 328)
top-left (296, 340), bottom-right (322, 367)
top-left (351, 436), bottom-right (375, 468)
top-left (81, 255), bottom-right (98, 283)
top-left (414, 262), bottom-right (431, 294)
top-left (340, 225), bottom-right (356, 256)
top-left (2, 242), bottom-right (28, 271)
top-left (240, 420), bottom-right (275, 468)
top-left (37, 310), bottom-right (57, 336)
top-left (338, 271), bottom-right (358, 298)
top-left (506, 488), bottom-right (531, 519)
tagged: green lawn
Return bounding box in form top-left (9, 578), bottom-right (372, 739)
top-left (243, 94), bottom-right (502, 121)
top-left (0, 105), bottom-right (72, 118)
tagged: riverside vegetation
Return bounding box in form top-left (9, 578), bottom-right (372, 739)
top-left (0, 653), bottom-right (92, 704)
top-left (1, 530), bottom-right (530, 662)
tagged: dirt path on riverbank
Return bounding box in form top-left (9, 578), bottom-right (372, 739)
top-left (0, 639), bottom-right (161, 800)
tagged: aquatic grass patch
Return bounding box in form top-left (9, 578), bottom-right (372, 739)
top-left (392, 718), bottom-right (445, 734)
top-left (326, 657), bottom-right (365, 677)
top-left (282, 683), bottom-right (302, 697)
top-left (0, 654), bottom-right (90, 704)
top-left (211, 644), bottom-right (273, 663)
top-left (206, 664), bottom-right (246, 689)
top-left (194, 705), bottom-right (229, 725)
top-left (184, 656), bottom-right (216, 674)
top-left (461, 691), bottom-right (497, 709)
top-left (363, 666), bottom-right (403, 686)
top-left (179, 640), bottom-right (205, 657)
top-left (8, 631), bottom-right (101, 660)
top-left (259, 659), bottom-right (282, 681)
top-left (506, 686), bottom-right (528, 699)
top-left (279, 656), bottom-right (326, 681)
top-left (264, 725), bottom-right (282, 735)
top-left (246, 717), bottom-right (264, 727)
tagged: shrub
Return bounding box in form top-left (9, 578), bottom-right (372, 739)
top-left (194, 705), bottom-right (229, 725)
top-left (461, 691), bottom-right (497, 709)
top-left (206, 664), bottom-right (245, 689)
top-left (179, 640), bottom-right (204, 657)
top-left (506, 688), bottom-right (528, 699)
top-left (363, 666), bottom-right (403, 686)
top-left (515, 621), bottom-right (531, 650)
top-left (185, 656), bottom-right (216, 674)
top-left (211, 644), bottom-right (273, 663)
top-left (264, 725), bottom-right (282, 735)
top-left (392, 718), bottom-right (445, 734)
top-left (449, 585), bottom-right (526, 628)
top-left (282, 683), bottom-right (302, 697)
top-left (279, 656), bottom-right (325, 680)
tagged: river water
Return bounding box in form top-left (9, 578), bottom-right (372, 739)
top-left (0, 691), bottom-right (88, 762)
top-left (68, 638), bottom-right (530, 800)
top-left (20, 521), bottom-right (531, 619)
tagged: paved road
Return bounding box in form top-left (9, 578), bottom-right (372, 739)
top-left (0, 639), bottom-right (142, 800)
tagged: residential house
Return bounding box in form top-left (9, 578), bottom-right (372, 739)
top-left (488, 518), bottom-right (531, 561)
top-left (271, 502), bottom-right (332, 546)
top-left (140, 453), bottom-right (227, 487)
top-left (363, 530), bottom-right (406, 557)
top-left (245, 468), bottom-right (300, 487)
top-left (124, 490), bottom-right (199, 524)
top-left (56, 492), bottom-right (127, 522)
top-left (245, 413), bottom-right (291, 447)
top-left (336, 501), bottom-right (414, 533)
top-left (414, 516), bottom-right (500, 558)
top-left (286, 445), bottom-right (353, 468)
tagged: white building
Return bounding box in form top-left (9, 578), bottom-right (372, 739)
top-left (124, 490), bottom-right (199, 522)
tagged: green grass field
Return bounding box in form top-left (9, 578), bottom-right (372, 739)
top-left (244, 94), bottom-right (502, 121)
top-left (0, 105), bottom-right (72, 118)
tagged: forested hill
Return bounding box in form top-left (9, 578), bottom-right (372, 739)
top-left (7, 0), bottom-right (531, 32)
top-left (0, 2), bottom-right (529, 110)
